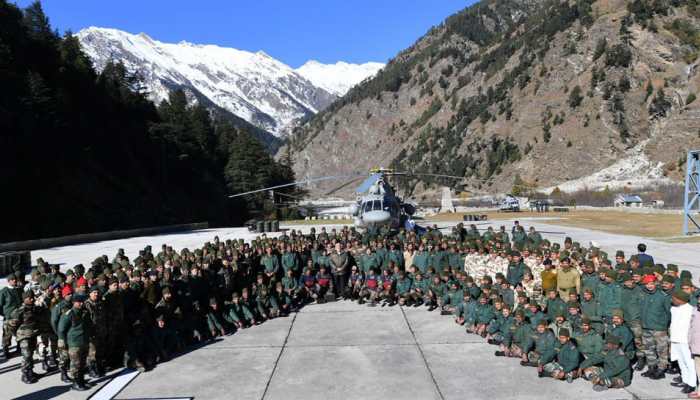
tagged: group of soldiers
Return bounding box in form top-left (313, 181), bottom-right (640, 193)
top-left (0, 222), bottom-right (699, 395)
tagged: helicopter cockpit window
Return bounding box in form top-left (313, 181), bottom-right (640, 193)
top-left (373, 200), bottom-right (383, 211)
top-left (363, 202), bottom-right (372, 212)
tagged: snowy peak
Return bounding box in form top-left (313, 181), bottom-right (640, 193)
top-left (77, 27), bottom-right (338, 136)
top-left (296, 60), bottom-right (384, 97)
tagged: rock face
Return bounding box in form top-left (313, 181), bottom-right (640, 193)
top-left (286, 0), bottom-right (700, 197)
top-left (77, 27), bottom-right (382, 137)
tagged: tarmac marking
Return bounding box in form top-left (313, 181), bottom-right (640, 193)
top-left (87, 368), bottom-right (140, 400)
top-left (400, 305), bottom-right (446, 400)
top-left (260, 311), bottom-right (298, 400)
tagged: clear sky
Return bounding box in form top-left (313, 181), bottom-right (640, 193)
top-left (14, 0), bottom-right (474, 67)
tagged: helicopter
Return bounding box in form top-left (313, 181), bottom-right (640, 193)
top-left (228, 168), bottom-right (470, 232)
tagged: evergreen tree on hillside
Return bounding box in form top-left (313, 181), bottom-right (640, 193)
top-left (0, 0), bottom-right (296, 240)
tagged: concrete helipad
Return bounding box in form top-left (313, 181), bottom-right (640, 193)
top-left (1, 300), bottom-right (689, 400)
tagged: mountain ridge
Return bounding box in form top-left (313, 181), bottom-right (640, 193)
top-left (77, 27), bottom-right (383, 137)
top-left (285, 0), bottom-right (700, 198)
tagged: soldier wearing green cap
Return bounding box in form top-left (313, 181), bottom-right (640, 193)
top-left (640, 273), bottom-right (672, 380)
top-left (84, 286), bottom-right (107, 378)
top-left (8, 291), bottom-right (44, 384)
top-left (580, 335), bottom-right (632, 391)
top-left (596, 269), bottom-right (622, 330)
top-left (58, 293), bottom-right (92, 391)
top-left (0, 272), bottom-right (23, 359)
top-left (620, 272), bottom-right (645, 369)
top-left (574, 316), bottom-right (604, 359)
top-left (522, 319), bottom-right (556, 367)
top-left (541, 327), bottom-right (581, 382)
top-left (608, 309), bottom-right (635, 360)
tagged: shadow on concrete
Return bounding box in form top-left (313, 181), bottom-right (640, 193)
top-left (11, 385), bottom-right (70, 400)
top-left (0, 362), bottom-right (21, 375)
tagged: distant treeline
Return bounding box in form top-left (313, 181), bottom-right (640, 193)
top-left (0, 1), bottom-right (298, 242)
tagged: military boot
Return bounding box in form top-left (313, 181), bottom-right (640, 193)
top-left (88, 362), bottom-right (99, 379)
top-left (72, 376), bottom-right (89, 391)
top-left (641, 366), bottom-right (656, 378)
top-left (41, 357), bottom-right (50, 372)
top-left (2, 346), bottom-right (11, 359)
top-left (60, 368), bottom-right (72, 383)
top-left (21, 371), bottom-right (38, 384)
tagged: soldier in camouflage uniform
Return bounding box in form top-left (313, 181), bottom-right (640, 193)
top-left (0, 272), bottom-right (23, 359)
top-left (51, 284), bottom-right (74, 383)
top-left (8, 291), bottom-right (43, 384)
top-left (58, 293), bottom-right (92, 391)
top-left (85, 286), bottom-right (107, 377)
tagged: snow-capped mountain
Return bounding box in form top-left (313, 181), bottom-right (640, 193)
top-left (295, 60), bottom-right (384, 97)
top-left (77, 27), bottom-right (382, 136)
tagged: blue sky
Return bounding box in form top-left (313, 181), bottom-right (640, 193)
top-left (14, 0), bottom-right (474, 67)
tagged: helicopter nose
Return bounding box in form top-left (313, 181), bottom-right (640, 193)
top-left (362, 210), bottom-right (391, 224)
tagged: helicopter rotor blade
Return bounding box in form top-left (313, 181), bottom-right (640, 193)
top-left (227, 173), bottom-right (364, 198)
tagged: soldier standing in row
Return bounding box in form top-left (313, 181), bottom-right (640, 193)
top-left (9, 291), bottom-right (43, 383)
top-left (0, 272), bottom-right (23, 359)
top-left (58, 294), bottom-right (92, 391)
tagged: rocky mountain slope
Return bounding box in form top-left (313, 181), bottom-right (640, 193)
top-left (287, 0), bottom-right (700, 198)
top-left (77, 27), bottom-right (382, 137)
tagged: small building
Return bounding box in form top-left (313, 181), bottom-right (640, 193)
top-left (614, 194), bottom-right (643, 208)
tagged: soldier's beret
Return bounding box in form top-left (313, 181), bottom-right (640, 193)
top-left (667, 264), bottom-right (678, 272)
top-left (612, 309), bottom-right (624, 318)
top-left (672, 289), bottom-right (690, 303)
top-left (514, 309), bottom-right (525, 318)
top-left (22, 291), bottom-right (35, 300)
top-left (680, 270), bottom-right (692, 280)
top-left (567, 301), bottom-right (580, 309)
top-left (528, 300), bottom-right (538, 307)
top-left (537, 319), bottom-right (548, 327)
top-left (680, 279), bottom-right (693, 288)
top-left (559, 328), bottom-right (571, 337)
top-left (605, 269), bottom-right (617, 280)
top-left (615, 250), bottom-right (625, 258)
top-left (662, 275), bottom-right (675, 284)
top-left (581, 316), bottom-right (591, 324)
top-left (88, 286), bottom-right (101, 294)
top-left (620, 273), bottom-right (632, 282)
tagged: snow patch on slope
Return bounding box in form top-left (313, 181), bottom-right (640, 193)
top-left (296, 60), bottom-right (384, 96)
top-left (543, 141), bottom-right (674, 193)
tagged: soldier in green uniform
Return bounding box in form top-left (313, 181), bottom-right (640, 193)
top-left (619, 272), bottom-right (645, 369)
top-left (8, 291), bottom-right (43, 384)
top-left (84, 286), bottom-right (107, 377)
top-left (544, 288), bottom-right (567, 322)
top-left (574, 317), bottom-right (604, 360)
top-left (608, 309), bottom-right (635, 360)
top-left (542, 327), bottom-right (581, 382)
top-left (0, 272), bottom-right (23, 359)
top-left (58, 293), bottom-right (92, 391)
top-left (395, 271), bottom-right (413, 306)
top-left (640, 274), bottom-right (671, 380)
top-left (580, 335), bottom-right (632, 391)
top-left (260, 246), bottom-right (281, 282)
top-left (52, 285), bottom-right (74, 382)
top-left (523, 320), bottom-right (556, 366)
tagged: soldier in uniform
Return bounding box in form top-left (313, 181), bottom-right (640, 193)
top-left (580, 335), bottom-right (632, 391)
top-left (0, 272), bottom-right (23, 359)
top-left (51, 284), bottom-right (74, 382)
top-left (8, 291), bottom-right (43, 384)
top-left (541, 327), bottom-right (581, 382)
top-left (84, 286), bottom-right (107, 377)
top-left (58, 293), bottom-right (92, 391)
